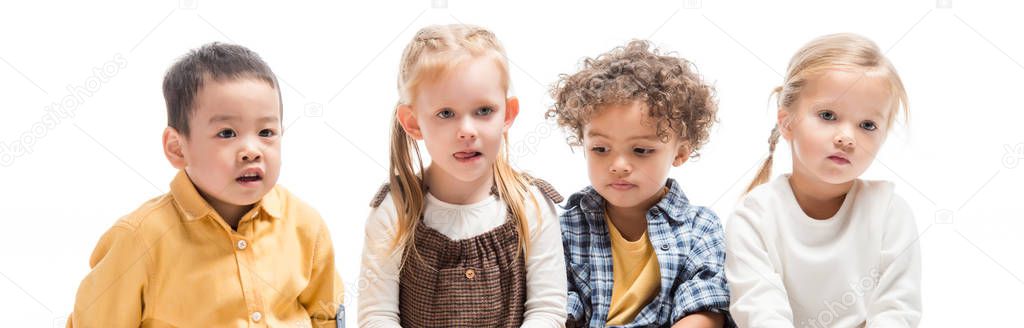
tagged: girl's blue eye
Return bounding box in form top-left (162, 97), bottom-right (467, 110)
top-left (818, 110), bottom-right (837, 121)
top-left (860, 121), bottom-right (877, 131)
top-left (437, 109), bottom-right (455, 119)
top-left (476, 107), bottom-right (494, 116)
top-left (259, 129), bottom-right (276, 137)
top-left (633, 147), bottom-right (655, 155)
top-left (590, 146), bottom-right (608, 154)
top-left (217, 129), bottom-right (236, 138)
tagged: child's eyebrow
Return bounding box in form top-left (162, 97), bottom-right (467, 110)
top-left (208, 115), bottom-right (280, 124)
top-left (586, 130), bottom-right (659, 141)
top-left (810, 101), bottom-right (838, 110)
top-left (434, 102), bottom-right (500, 111)
top-left (628, 134), bottom-right (660, 141)
top-left (586, 130), bottom-right (610, 139)
top-left (209, 115), bottom-right (239, 124)
top-left (866, 107), bottom-right (889, 121)
top-left (257, 116), bottom-right (280, 124)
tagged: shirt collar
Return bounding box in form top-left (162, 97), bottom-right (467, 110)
top-left (568, 178), bottom-right (691, 223)
top-left (653, 178), bottom-right (691, 221)
top-left (170, 170), bottom-right (283, 222)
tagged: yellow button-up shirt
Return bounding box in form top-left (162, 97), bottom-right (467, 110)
top-left (68, 171), bottom-right (344, 327)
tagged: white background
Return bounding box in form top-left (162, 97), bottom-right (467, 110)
top-left (2, 0), bottom-right (1022, 326)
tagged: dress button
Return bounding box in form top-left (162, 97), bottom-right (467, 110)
top-left (236, 240), bottom-right (248, 250)
top-left (660, 244), bottom-right (670, 251)
top-left (251, 311), bottom-right (262, 322)
top-left (465, 268), bottom-right (476, 280)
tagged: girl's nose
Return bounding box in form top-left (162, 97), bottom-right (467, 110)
top-left (833, 133), bottom-right (855, 150)
top-left (457, 119), bottom-right (477, 140)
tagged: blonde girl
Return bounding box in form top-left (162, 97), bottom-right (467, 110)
top-left (357, 24), bottom-right (567, 328)
top-left (725, 33), bottom-right (922, 327)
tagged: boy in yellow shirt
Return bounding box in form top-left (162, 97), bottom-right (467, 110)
top-left (67, 43), bottom-right (344, 327)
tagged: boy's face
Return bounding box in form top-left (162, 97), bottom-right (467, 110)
top-left (780, 69), bottom-right (891, 185)
top-left (582, 101), bottom-right (688, 210)
top-left (164, 77), bottom-right (282, 212)
top-left (397, 56), bottom-right (518, 184)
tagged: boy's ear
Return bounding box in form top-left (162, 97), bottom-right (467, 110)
top-left (777, 108), bottom-right (793, 141)
top-left (163, 127), bottom-right (187, 169)
top-left (673, 142), bottom-right (690, 167)
top-left (503, 97), bottom-right (520, 132)
top-left (396, 104), bottom-right (423, 140)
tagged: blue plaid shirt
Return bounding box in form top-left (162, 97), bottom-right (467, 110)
top-left (561, 178), bottom-right (734, 328)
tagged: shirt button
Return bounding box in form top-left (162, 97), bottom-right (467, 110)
top-left (251, 311), bottom-right (262, 322)
top-left (465, 268), bottom-right (476, 280)
top-left (649, 209), bottom-right (661, 216)
top-left (236, 240), bottom-right (248, 250)
top-left (660, 244), bottom-right (670, 251)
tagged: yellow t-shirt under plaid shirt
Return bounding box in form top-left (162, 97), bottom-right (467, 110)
top-left (67, 170), bottom-right (344, 327)
top-left (605, 213), bottom-right (661, 325)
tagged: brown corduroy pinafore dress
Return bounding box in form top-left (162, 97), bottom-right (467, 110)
top-left (369, 178), bottom-right (562, 328)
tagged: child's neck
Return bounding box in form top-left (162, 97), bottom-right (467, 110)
top-left (788, 170), bottom-right (854, 220)
top-left (195, 189), bottom-right (252, 230)
top-left (424, 165), bottom-right (495, 205)
top-left (213, 203), bottom-right (252, 231)
top-left (605, 187), bottom-right (667, 242)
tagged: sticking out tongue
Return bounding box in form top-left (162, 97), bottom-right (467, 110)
top-left (454, 151), bottom-right (481, 159)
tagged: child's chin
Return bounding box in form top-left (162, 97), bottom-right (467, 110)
top-left (814, 169), bottom-right (860, 185)
top-left (442, 164), bottom-right (489, 182)
top-left (597, 192), bottom-right (636, 209)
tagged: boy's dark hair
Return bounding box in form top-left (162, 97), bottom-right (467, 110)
top-left (162, 42), bottom-right (281, 137)
top-left (547, 40), bottom-right (717, 158)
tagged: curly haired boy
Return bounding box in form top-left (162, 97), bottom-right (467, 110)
top-left (549, 40), bottom-right (734, 328)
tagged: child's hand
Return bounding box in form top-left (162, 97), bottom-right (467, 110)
top-left (671, 311), bottom-right (724, 328)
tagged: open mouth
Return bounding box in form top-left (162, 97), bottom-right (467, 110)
top-left (453, 151), bottom-right (483, 161)
top-left (236, 171), bottom-right (263, 183)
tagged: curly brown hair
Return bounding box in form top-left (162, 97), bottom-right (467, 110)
top-left (547, 40), bottom-right (717, 157)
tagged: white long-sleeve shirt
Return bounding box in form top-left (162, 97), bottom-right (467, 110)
top-left (358, 185), bottom-right (568, 328)
top-left (725, 175), bottom-right (922, 328)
